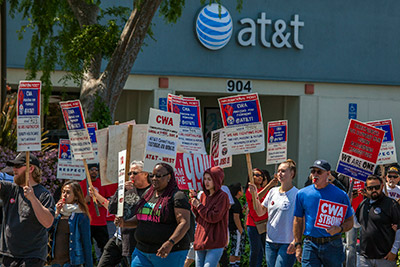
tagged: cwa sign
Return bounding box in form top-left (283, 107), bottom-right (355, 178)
top-left (195, 4), bottom-right (304, 50)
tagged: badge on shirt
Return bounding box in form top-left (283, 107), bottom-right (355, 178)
top-left (373, 207), bottom-right (381, 215)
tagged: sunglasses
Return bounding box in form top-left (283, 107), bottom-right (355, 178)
top-left (366, 185), bottom-right (381, 191)
top-left (253, 173), bottom-right (263, 177)
top-left (388, 175), bottom-right (399, 179)
top-left (89, 168), bottom-right (99, 172)
top-left (149, 173), bottom-right (170, 179)
top-left (128, 171), bottom-right (141, 176)
top-left (310, 169), bottom-right (324, 175)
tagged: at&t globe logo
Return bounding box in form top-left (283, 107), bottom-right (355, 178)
top-left (196, 4), bottom-right (233, 50)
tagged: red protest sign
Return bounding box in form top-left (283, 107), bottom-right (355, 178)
top-left (175, 153), bottom-right (214, 191)
top-left (314, 199), bottom-right (348, 229)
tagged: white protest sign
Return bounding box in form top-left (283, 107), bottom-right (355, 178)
top-left (366, 119), bottom-right (397, 165)
top-left (170, 97), bottom-right (206, 154)
top-left (117, 150), bottom-right (126, 217)
top-left (266, 120), bottom-right (288, 165)
top-left (210, 128), bottom-right (232, 168)
top-left (218, 93), bottom-right (265, 154)
top-left (59, 100), bottom-right (94, 160)
top-left (143, 108), bottom-right (180, 172)
top-left (56, 139), bottom-right (86, 180)
top-left (17, 81), bottom-right (41, 151)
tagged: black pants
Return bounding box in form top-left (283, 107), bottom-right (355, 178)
top-left (91, 225), bottom-right (109, 253)
top-left (97, 236), bottom-right (130, 267)
top-left (2, 256), bottom-right (45, 267)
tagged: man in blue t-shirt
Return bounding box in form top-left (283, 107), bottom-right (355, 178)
top-left (293, 159), bottom-right (354, 267)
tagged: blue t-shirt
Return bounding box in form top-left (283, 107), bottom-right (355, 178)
top-left (294, 183), bottom-right (353, 238)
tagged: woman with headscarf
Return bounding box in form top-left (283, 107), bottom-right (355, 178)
top-left (116, 163), bottom-right (191, 267)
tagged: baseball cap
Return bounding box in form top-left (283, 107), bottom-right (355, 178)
top-left (7, 153), bottom-right (40, 168)
top-left (387, 166), bottom-right (399, 175)
top-left (310, 159), bottom-right (331, 172)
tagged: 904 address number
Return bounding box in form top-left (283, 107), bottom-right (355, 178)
top-left (226, 80), bottom-right (252, 93)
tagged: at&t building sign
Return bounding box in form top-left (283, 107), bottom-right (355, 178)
top-left (195, 3), bottom-right (304, 50)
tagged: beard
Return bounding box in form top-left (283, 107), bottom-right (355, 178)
top-left (14, 172), bottom-right (25, 186)
top-left (370, 192), bottom-right (380, 200)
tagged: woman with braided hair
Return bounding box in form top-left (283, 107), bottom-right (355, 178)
top-left (116, 163), bottom-right (191, 267)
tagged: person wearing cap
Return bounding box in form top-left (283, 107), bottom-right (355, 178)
top-left (0, 152), bottom-right (55, 267)
top-left (79, 163), bottom-right (114, 260)
top-left (293, 159), bottom-right (354, 266)
top-left (385, 166), bottom-right (400, 200)
top-left (356, 175), bottom-right (400, 266)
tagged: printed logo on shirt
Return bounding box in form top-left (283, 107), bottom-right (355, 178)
top-left (314, 199), bottom-right (348, 229)
top-left (271, 201), bottom-right (275, 206)
top-left (388, 191), bottom-right (400, 200)
top-left (280, 201), bottom-right (290, 211)
top-left (136, 202), bottom-right (162, 223)
top-left (9, 198), bottom-right (15, 204)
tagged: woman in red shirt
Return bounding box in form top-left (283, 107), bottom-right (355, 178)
top-left (246, 168), bottom-right (277, 267)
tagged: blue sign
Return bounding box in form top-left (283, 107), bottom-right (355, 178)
top-left (159, 97), bottom-right (167, 111)
top-left (18, 89), bottom-right (40, 116)
top-left (348, 103), bottom-right (357, 120)
top-left (172, 103), bottom-right (201, 128)
top-left (269, 125), bottom-right (287, 143)
top-left (373, 124), bottom-right (392, 142)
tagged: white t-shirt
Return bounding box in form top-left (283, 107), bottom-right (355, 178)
top-left (386, 185), bottom-right (400, 200)
top-left (262, 186), bottom-right (298, 244)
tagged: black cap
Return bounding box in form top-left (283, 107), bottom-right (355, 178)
top-left (7, 152), bottom-right (40, 168)
top-left (310, 159), bottom-right (331, 172)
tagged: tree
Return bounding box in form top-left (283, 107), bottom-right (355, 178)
top-left (5, 0), bottom-right (243, 121)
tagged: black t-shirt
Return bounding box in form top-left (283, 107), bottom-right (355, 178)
top-left (135, 189), bottom-right (190, 253)
top-left (229, 197), bottom-right (243, 232)
top-left (0, 181), bottom-right (55, 261)
top-left (108, 185), bottom-right (150, 256)
top-left (356, 195), bottom-right (400, 259)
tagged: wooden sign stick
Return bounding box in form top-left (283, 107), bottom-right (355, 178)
top-left (83, 158), bottom-right (100, 216)
top-left (25, 151), bottom-right (30, 186)
top-left (381, 165), bottom-right (388, 196)
top-left (246, 153), bottom-right (254, 184)
top-left (125, 125), bottom-right (133, 182)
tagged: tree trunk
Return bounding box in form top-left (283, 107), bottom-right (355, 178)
top-left (80, 0), bottom-right (163, 121)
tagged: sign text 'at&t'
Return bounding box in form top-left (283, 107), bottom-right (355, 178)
top-left (196, 3), bottom-right (304, 50)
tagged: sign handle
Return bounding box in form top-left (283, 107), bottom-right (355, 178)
top-left (83, 159), bottom-right (100, 216)
top-left (381, 165), bottom-right (388, 196)
top-left (125, 125), bottom-right (133, 182)
top-left (347, 177), bottom-right (354, 201)
top-left (25, 151), bottom-right (30, 187)
top-left (246, 153), bottom-right (254, 184)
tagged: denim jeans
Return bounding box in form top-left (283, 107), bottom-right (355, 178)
top-left (265, 241), bottom-right (296, 267)
top-left (302, 237), bottom-right (345, 267)
top-left (247, 226), bottom-right (266, 267)
top-left (195, 248), bottom-right (224, 267)
top-left (131, 248), bottom-right (188, 267)
top-left (345, 226), bottom-right (360, 267)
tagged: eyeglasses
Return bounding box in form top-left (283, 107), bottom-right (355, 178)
top-left (311, 169), bottom-right (324, 175)
top-left (388, 175), bottom-right (399, 179)
top-left (253, 173), bottom-right (262, 177)
top-left (128, 171), bottom-right (141, 176)
top-left (149, 173), bottom-right (170, 179)
top-left (366, 185), bottom-right (381, 191)
top-left (13, 164), bottom-right (26, 169)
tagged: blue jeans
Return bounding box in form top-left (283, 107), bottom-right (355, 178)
top-left (247, 226), bottom-right (266, 267)
top-left (302, 238), bottom-right (345, 267)
top-left (131, 248), bottom-right (188, 267)
top-left (265, 241), bottom-right (296, 267)
top-left (195, 248), bottom-right (224, 267)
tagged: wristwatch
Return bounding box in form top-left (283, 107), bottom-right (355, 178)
top-left (294, 242), bottom-right (302, 248)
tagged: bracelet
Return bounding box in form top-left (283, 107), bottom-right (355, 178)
top-left (294, 242), bottom-right (302, 248)
top-left (168, 239), bottom-right (175, 245)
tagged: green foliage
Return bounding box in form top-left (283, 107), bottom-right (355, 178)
top-left (0, 93), bottom-right (17, 150)
top-left (88, 93), bottom-right (112, 129)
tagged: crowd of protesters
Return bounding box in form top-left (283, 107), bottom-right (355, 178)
top-left (1, 152), bottom-right (400, 267)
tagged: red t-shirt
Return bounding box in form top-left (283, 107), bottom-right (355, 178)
top-left (246, 188), bottom-right (269, 227)
top-left (80, 178), bottom-right (113, 226)
top-left (104, 183), bottom-right (118, 222)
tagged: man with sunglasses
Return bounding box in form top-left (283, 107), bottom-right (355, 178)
top-left (356, 175), bottom-right (400, 266)
top-left (385, 166), bottom-right (400, 200)
top-left (293, 159), bottom-right (354, 267)
top-left (96, 160), bottom-right (150, 267)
